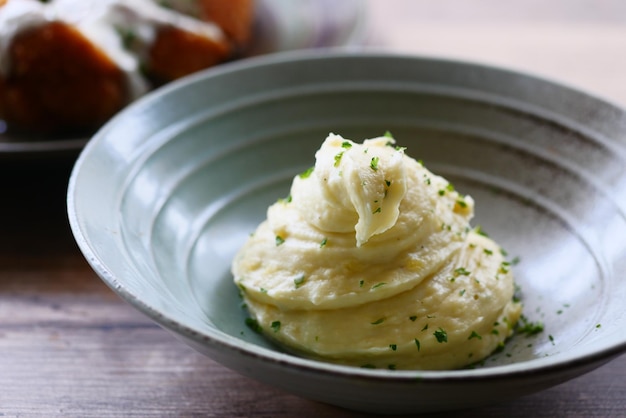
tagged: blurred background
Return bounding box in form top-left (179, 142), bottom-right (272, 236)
top-left (367, 0), bottom-right (626, 106)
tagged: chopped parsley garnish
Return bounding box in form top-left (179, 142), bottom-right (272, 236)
top-left (270, 321), bottom-right (281, 332)
top-left (277, 194), bottom-right (292, 204)
top-left (275, 235), bottom-right (285, 246)
top-left (388, 364), bottom-right (397, 370)
top-left (385, 179), bottom-right (391, 187)
top-left (299, 166), bottom-right (314, 179)
top-left (468, 331), bottom-right (482, 340)
top-left (334, 151), bottom-right (344, 167)
top-left (414, 338), bottom-right (421, 351)
top-left (456, 199), bottom-right (467, 208)
top-left (389, 344), bottom-right (397, 351)
top-left (421, 324), bottom-right (429, 331)
top-left (433, 328), bottom-right (448, 343)
top-left (115, 26), bottom-right (138, 49)
top-left (454, 267), bottom-right (471, 276)
top-left (384, 131), bottom-right (394, 139)
top-left (359, 280), bottom-right (364, 288)
top-left (409, 315), bottom-right (417, 322)
top-left (245, 318), bottom-right (262, 334)
top-left (515, 315), bottom-right (544, 336)
top-left (341, 141), bottom-right (353, 148)
top-left (459, 289), bottom-right (466, 296)
top-left (371, 282), bottom-right (386, 290)
top-left (372, 207), bottom-right (382, 214)
top-left (483, 249), bottom-right (493, 255)
top-left (320, 238), bottom-right (328, 248)
top-left (446, 183), bottom-right (455, 192)
top-left (371, 318), bottom-right (385, 325)
top-left (438, 189), bottom-right (445, 196)
top-left (474, 225), bottom-right (488, 237)
top-left (294, 274), bottom-right (306, 289)
top-left (361, 364), bottom-right (376, 369)
top-left (370, 156), bottom-right (380, 171)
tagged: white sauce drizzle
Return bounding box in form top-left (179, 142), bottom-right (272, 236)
top-left (0, 0), bottom-right (228, 101)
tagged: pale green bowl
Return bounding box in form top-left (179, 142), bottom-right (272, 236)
top-left (67, 51), bottom-right (626, 414)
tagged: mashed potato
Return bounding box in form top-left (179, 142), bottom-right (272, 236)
top-left (232, 133), bottom-right (522, 370)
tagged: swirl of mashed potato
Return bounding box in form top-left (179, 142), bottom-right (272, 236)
top-left (232, 133), bottom-right (522, 370)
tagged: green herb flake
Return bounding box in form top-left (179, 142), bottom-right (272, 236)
top-left (385, 179), bottom-right (391, 187)
top-left (459, 289), bottom-right (466, 296)
top-left (334, 151), bottom-right (344, 167)
top-left (361, 364), bottom-right (376, 369)
top-left (596, 323), bottom-right (602, 329)
top-left (370, 156), bottom-right (380, 171)
top-left (245, 318), bottom-right (262, 334)
top-left (359, 280), bottom-right (364, 288)
top-left (433, 328), bottom-right (448, 343)
top-left (468, 331), bottom-right (482, 340)
top-left (389, 344), bottom-right (397, 351)
top-left (456, 199), bottom-right (467, 208)
top-left (549, 335), bottom-right (555, 345)
top-left (454, 267), bottom-right (471, 276)
top-left (438, 189), bottom-right (445, 196)
top-left (270, 321), bottom-right (281, 333)
top-left (384, 131), bottom-right (394, 139)
top-left (320, 238), bottom-right (328, 248)
top-left (414, 338), bottom-right (421, 351)
top-left (275, 235), bottom-right (285, 246)
top-left (474, 225), bottom-right (489, 237)
top-left (277, 194), bottom-right (292, 204)
top-left (483, 249), bottom-right (493, 255)
top-left (409, 315), bottom-right (417, 322)
top-left (371, 318), bottom-right (385, 325)
top-left (371, 282), bottom-right (386, 290)
top-left (515, 315), bottom-right (544, 336)
top-left (294, 274), bottom-right (306, 289)
top-left (446, 183), bottom-right (455, 192)
top-left (298, 166), bottom-right (314, 179)
top-left (341, 141), bottom-right (353, 149)
top-left (115, 26), bottom-right (138, 49)
top-left (388, 364), bottom-right (397, 370)
top-left (372, 207), bottom-right (382, 214)
top-left (421, 324), bottom-right (429, 331)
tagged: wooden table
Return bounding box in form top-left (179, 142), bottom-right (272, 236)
top-left (2, 1), bottom-right (626, 416)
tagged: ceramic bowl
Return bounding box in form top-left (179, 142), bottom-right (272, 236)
top-left (67, 51), bottom-right (626, 414)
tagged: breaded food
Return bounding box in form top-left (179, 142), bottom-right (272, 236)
top-left (0, 21), bottom-right (129, 133)
top-left (0, 0), bottom-right (254, 135)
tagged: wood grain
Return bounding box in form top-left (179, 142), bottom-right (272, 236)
top-left (2, 2), bottom-right (626, 416)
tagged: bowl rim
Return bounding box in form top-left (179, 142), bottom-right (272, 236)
top-left (67, 48), bottom-right (626, 382)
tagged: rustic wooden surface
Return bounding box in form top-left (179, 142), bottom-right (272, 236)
top-left (2, 1), bottom-right (626, 416)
